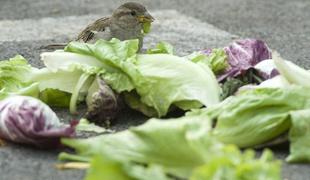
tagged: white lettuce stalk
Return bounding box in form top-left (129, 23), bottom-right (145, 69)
top-left (29, 52), bottom-right (103, 114)
top-left (273, 52), bottom-right (310, 86)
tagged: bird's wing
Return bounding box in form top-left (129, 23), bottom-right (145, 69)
top-left (76, 17), bottom-right (111, 42)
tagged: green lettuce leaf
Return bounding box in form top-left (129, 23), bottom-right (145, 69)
top-left (211, 87), bottom-right (310, 148)
top-left (30, 68), bottom-right (87, 93)
top-left (47, 39), bottom-right (219, 117)
top-left (85, 155), bottom-right (132, 180)
top-left (134, 54), bottom-right (220, 116)
top-left (65, 39), bottom-right (138, 92)
top-left (0, 82), bottom-right (39, 100)
top-left (33, 52), bottom-right (105, 113)
top-left (147, 42), bottom-right (174, 54)
top-left (206, 86), bottom-right (310, 163)
top-left (64, 39), bottom-right (220, 117)
top-left (125, 164), bottom-right (170, 180)
top-left (205, 49), bottom-right (229, 75)
top-left (286, 110), bottom-right (310, 162)
top-left (76, 119), bottom-right (108, 133)
top-left (39, 88), bottom-right (71, 107)
top-left (0, 59), bottom-right (78, 109)
top-left (191, 149), bottom-right (280, 180)
top-left (61, 109), bottom-right (280, 179)
top-left (123, 91), bottom-right (158, 117)
top-left (30, 67), bottom-right (95, 113)
top-left (85, 155), bottom-right (170, 180)
top-left (35, 40), bottom-right (141, 114)
top-left (187, 49), bottom-right (228, 75)
top-left (40, 51), bottom-right (104, 73)
top-left (0, 55), bottom-right (32, 89)
top-left (142, 22), bottom-right (152, 34)
top-left (102, 72), bottom-right (135, 92)
top-left (0, 55), bottom-right (39, 99)
top-left (61, 111), bottom-right (213, 178)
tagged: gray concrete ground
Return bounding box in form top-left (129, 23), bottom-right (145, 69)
top-left (0, 0), bottom-right (309, 180)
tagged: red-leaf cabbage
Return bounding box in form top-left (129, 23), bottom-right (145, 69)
top-left (0, 96), bottom-right (75, 148)
top-left (213, 39), bottom-right (273, 81)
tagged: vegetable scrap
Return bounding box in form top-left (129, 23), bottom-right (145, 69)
top-left (55, 162), bottom-right (90, 170)
top-left (0, 38), bottom-right (309, 179)
top-left (0, 96), bottom-right (75, 148)
top-left (61, 112), bottom-right (281, 180)
top-left (76, 118), bottom-right (110, 133)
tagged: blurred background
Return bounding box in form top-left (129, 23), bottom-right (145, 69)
top-left (0, 0), bottom-right (309, 67)
top-left (0, 1), bottom-right (309, 180)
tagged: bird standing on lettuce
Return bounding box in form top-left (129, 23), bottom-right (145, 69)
top-left (45, 2), bottom-right (154, 50)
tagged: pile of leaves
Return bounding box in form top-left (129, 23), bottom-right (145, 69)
top-left (0, 38), bottom-right (309, 180)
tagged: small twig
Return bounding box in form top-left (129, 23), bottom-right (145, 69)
top-left (55, 162), bottom-right (90, 170)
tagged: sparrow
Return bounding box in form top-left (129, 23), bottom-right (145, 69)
top-left (44, 2), bottom-right (154, 50)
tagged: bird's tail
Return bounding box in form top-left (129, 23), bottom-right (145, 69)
top-left (40, 43), bottom-right (67, 50)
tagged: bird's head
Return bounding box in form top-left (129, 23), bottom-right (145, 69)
top-left (111, 2), bottom-right (154, 29)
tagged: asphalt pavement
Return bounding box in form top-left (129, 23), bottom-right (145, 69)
top-left (0, 0), bottom-right (309, 180)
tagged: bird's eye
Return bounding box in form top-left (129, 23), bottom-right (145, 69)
top-left (130, 11), bottom-right (136, 16)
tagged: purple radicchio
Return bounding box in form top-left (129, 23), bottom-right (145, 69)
top-left (217, 39), bottom-right (274, 82)
top-left (0, 96), bottom-right (75, 148)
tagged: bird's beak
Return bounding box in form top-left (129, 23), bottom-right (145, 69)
top-left (137, 12), bottom-right (155, 23)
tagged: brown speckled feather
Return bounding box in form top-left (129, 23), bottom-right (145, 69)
top-left (76, 17), bottom-right (111, 42)
top-left (43, 2), bottom-right (152, 50)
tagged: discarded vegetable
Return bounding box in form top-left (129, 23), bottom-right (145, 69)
top-left (219, 38), bottom-right (272, 81)
top-left (85, 76), bottom-right (121, 125)
top-left (0, 96), bottom-right (75, 148)
top-left (61, 110), bottom-right (280, 180)
top-left (75, 118), bottom-right (108, 133)
top-left (64, 39), bottom-right (221, 117)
